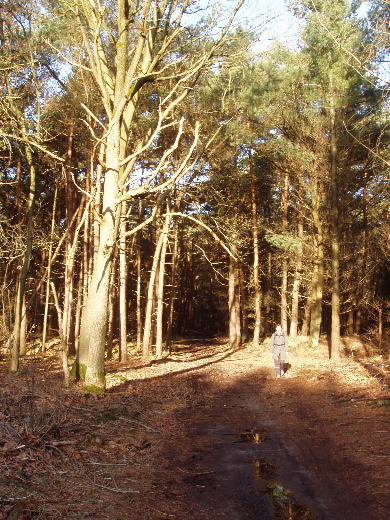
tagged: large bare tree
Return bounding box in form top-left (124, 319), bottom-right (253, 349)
top-left (67, 0), bottom-right (245, 388)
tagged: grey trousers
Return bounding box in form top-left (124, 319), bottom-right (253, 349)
top-left (274, 355), bottom-right (285, 377)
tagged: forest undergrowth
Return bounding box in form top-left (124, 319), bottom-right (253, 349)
top-left (0, 335), bottom-right (389, 520)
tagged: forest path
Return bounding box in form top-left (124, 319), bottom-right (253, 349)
top-left (126, 337), bottom-right (390, 520)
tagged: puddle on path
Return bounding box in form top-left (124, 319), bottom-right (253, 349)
top-left (245, 451), bottom-right (318, 519)
top-left (266, 483), bottom-right (317, 520)
top-left (236, 428), bottom-right (268, 444)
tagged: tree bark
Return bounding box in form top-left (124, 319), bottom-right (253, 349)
top-left (11, 156), bottom-right (36, 372)
top-left (310, 198), bottom-right (324, 348)
top-left (156, 209), bottom-right (171, 358)
top-left (290, 218), bottom-right (303, 338)
top-left (281, 171), bottom-right (289, 331)
top-left (119, 202), bottom-right (128, 362)
top-left (229, 255), bottom-right (241, 349)
top-left (250, 151), bottom-right (262, 347)
top-left (78, 121), bottom-right (121, 388)
top-left (42, 183), bottom-right (58, 356)
top-left (329, 85), bottom-right (340, 359)
top-left (166, 217), bottom-right (179, 351)
top-left (143, 223), bottom-right (165, 357)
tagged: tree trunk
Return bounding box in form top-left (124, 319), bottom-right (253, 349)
top-left (310, 203), bottom-right (324, 348)
top-left (301, 291), bottom-right (311, 337)
top-left (281, 171), bottom-right (289, 331)
top-left (290, 218), bottom-right (303, 338)
top-left (143, 225), bottom-right (165, 357)
top-left (106, 263), bottom-right (117, 361)
top-left (42, 183), bottom-right (58, 356)
top-left (166, 218), bottom-right (179, 351)
top-left (78, 122), bottom-right (121, 388)
top-left (119, 202), bottom-right (128, 362)
top-left (20, 296), bottom-right (27, 356)
top-left (11, 157), bottom-right (36, 372)
top-left (378, 302), bottom-right (383, 349)
top-left (239, 262), bottom-right (249, 343)
top-left (229, 255), bottom-right (241, 349)
top-left (156, 210), bottom-right (171, 358)
top-left (329, 86), bottom-right (340, 359)
top-left (250, 151), bottom-right (262, 347)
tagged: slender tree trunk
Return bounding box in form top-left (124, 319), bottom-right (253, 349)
top-left (281, 171), bottom-right (289, 331)
top-left (250, 151), bottom-right (262, 347)
top-left (64, 118), bottom-right (77, 356)
top-left (156, 210), bottom-right (171, 358)
top-left (301, 293), bottom-right (311, 337)
top-left (74, 275), bottom-right (83, 355)
top-left (136, 235), bottom-right (142, 352)
top-left (11, 156), bottom-right (36, 372)
top-left (310, 202), bottom-right (324, 348)
top-left (20, 296), bottom-right (27, 356)
top-left (229, 255), bottom-right (241, 349)
top-left (50, 282), bottom-right (69, 387)
top-left (266, 251), bottom-right (272, 334)
top-left (42, 183), bottom-right (58, 356)
top-left (119, 202), bottom-right (128, 362)
top-left (355, 172), bottom-right (368, 334)
top-left (63, 197), bottom-right (85, 360)
top-left (93, 148), bottom-right (104, 267)
top-left (106, 260), bottom-right (117, 361)
top-left (166, 218), bottom-right (179, 351)
top-left (239, 262), bottom-right (249, 342)
top-left (329, 87), bottom-right (340, 359)
top-left (378, 302), bottom-right (383, 350)
top-left (143, 225), bottom-right (165, 357)
top-left (290, 218), bottom-right (303, 338)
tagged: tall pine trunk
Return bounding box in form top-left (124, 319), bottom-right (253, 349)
top-left (156, 210), bottom-right (171, 358)
top-left (228, 255), bottom-right (241, 349)
top-left (310, 198), bottom-right (324, 348)
top-left (143, 224), bottom-right (165, 356)
top-left (290, 218), bottom-right (303, 338)
top-left (119, 202), bottom-right (128, 362)
top-left (250, 151), bottom-right (262, 347)
top-left (329, 87), bottom-right (340, 359)
top-left (281, 171), bottom-right (289, 331)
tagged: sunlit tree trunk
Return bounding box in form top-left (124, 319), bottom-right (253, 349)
top-left (156, 210), bottom-right (171, 358)
top-left (42, 183), bottom-right (58, 356)
top-left (281, 171), bottom-right (289, 331)
top-left (250, 151), bottom-right (262, 347)
top-left (310, 193), bottom-right (324, 348)
top-left (119, 202), bottom-right (128, 362)
top-left (106, 255), bottom-right (117, 361)
top-left (20, 296), bottom-right (27, 356)
top-left (228, 255), bottom-right (241, 349)
top-left (78, 121), bottom-right (121, 387)
top-left (239, 262), bottom-right (249, 342)
top-left (143, 224), bottom-right (165, 356)
top-left (290, 218), bottom-right (303, 338)
top-left (11, 157), bottom-right (36, 372)
top-left (329, 85), bottom-right (340, 359)
top-left (136, 236), bottom-right (143, 351)
top-left (166, 218), bottom-right (179, 351)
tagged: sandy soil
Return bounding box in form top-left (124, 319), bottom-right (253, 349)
top-left (0, 335), bottom-right (389, 519)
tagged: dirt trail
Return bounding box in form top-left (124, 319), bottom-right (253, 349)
top-left (130, 338), bottom-right (389, 520)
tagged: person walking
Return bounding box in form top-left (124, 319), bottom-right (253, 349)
top-left (270, 324), bottom-right (288, 378)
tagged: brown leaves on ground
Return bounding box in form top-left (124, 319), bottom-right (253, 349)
top-left (0, 335), bottom-right (389, 519)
